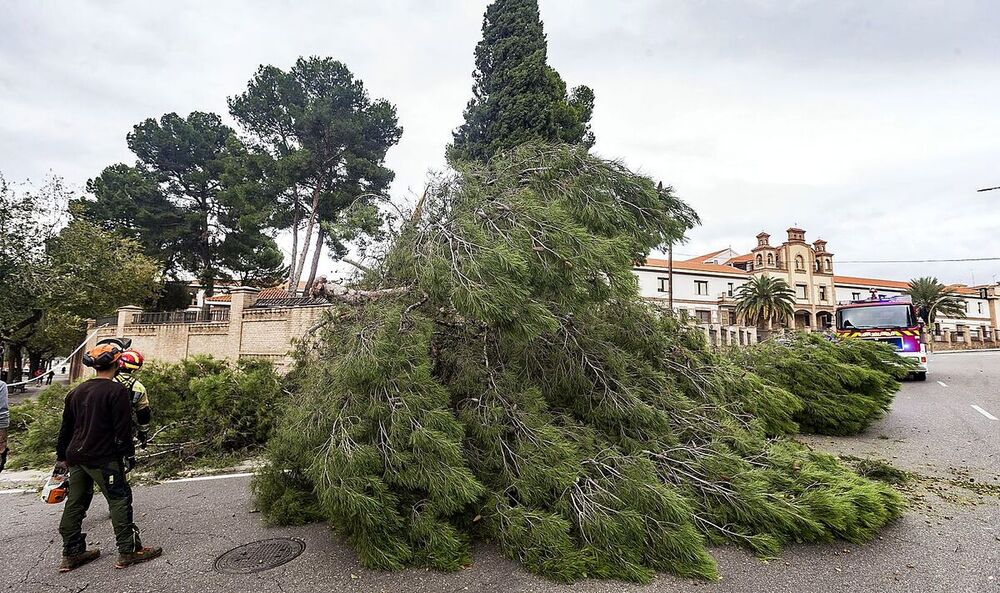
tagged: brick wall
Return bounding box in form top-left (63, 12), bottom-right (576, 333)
top-left (80, 288), bottom-right (333, 378)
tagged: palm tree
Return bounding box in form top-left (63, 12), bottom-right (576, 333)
top-left (734, 275), bottom-right (795, 330)
top-left (905, 276), bottom-right (966, 326)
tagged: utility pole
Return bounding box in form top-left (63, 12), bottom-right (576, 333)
top-left (668, 242), bottom-right (674, 312)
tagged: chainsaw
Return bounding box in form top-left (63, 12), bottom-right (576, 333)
top-left (41, 466), bottom-right (69, 504)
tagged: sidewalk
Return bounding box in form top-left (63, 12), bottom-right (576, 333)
top-left (5, 373), bottom-right (69, 405)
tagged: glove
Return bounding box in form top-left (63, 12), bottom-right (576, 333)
top-left (53, 460), bottom-right (69, 475)
top-left (122, 456), bottom-right (136, 474)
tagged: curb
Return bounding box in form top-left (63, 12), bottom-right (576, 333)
top-left (931, 348), bottom-right (1000, 355)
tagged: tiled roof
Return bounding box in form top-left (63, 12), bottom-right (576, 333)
top-left (258, 286), bottom-right (291, 298)
top-left (641, 257), bottom-right (748, 275)
top-left (949, 285), bottom-right (979, 296)
top-left (833, 276), bottom-right (979, 296)
top-left (833, 275), bottom-right (910, 290)
top-left (205, 286), bottom-right (291, 303)
top-left (683, 249), bottom-right (728, 263)
top-left (728, 253), bottom-right (754, 263)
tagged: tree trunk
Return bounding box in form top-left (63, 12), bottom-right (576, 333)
top-left (201, 206), bottom-right (215, 298)
top-left (286, 191), bottom-right (301, 291)
top-left (292, 184), bottom-right (323, 295)
top-left (28, 350), bottom-right (42, 377)
top-left (6, 344), bottom-right (22, 383)
top-left (305, 228), bottom-right (325, 296)
top-left (3, 341), bottom-right (16, 383)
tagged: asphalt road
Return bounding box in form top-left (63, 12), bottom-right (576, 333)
top-left (1, 352), bottom-right (997, 593)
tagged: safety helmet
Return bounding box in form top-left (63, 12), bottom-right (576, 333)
top-left (83, 337), bottom-right (131, 370)
top-left (119, 349), bottom-right (144, 372)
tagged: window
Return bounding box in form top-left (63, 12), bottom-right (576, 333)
top-left (796, 284), bottom-right (807, 299)
top-left (852, 291), bottom-right (861, 300)
top-left (695, 310), bottom-right (712, 323)
top-left (794, 255), bottom-right (804, 271)
top-left (825, 258), bottom-right (832, 270)
top-left (727, 282), bottom-right (734, 297)
top-left (695, 280), bottom-right (708, 295)
top-left (819, 285), bottom-right (827, 301)
top-left (837, 304), bottom-right (916, 330)
top-left (978, 302), bottom-right (983, 314)
top-left (657, 277), bottom-right (669, 293)
top-left (728, 310), bottom-right (737, 325)
top-left (815, 259), bottom-right (821, 272)
top-left (767, 253), bottom-right (774, 265)
top-left (755, 254), bottom-right (763, 267)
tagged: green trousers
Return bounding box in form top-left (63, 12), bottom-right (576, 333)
top-left (58, 459), bottom-right (141, 555)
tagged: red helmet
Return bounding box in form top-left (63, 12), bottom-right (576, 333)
top-left (119, 349), bottom-right (144, 372)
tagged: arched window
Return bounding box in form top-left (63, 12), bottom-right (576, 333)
top-left (756, 254), bottom-right (763, 267)
top-left (814, 259), bottom-right (821, 271)
top-left (825, 258), bottom-right (832, 270)
top-left (767, 253), bottom-right (774, 266)
top-left (795, 255), bottom-right (804, 270)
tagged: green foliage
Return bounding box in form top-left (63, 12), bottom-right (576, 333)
top-left (735, 333), bottom-right (914, 436)
top-left (76, 112), bottom-right (282, 294)
top-left (734, 275), bottom-right (795, 329)
top-left (450, 0), bottom-right (595, 162)
top-left (6, 357), bottom-right (283, 474)
top-left (843, 456), bottom-right (911, 485)
top-left (0, 174), bottom-right (65, 347)
top-left (6, 383), bottom-right (69, 469)
top-left (229, 56), bottom-right (403, 290)
top-left (257, 144), bottom-right (903, 583)
top-left (905, 276), bottom-right (966, 324)
top-left (1, 174), bottom-right (161, 369)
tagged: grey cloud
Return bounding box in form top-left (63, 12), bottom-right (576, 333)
top-left (1, 0), bottom-right (997, 285)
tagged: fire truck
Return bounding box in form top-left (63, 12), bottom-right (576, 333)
top-left (835, 293), bottom-right (928, 381)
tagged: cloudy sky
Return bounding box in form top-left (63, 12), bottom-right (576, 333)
top-left (2, 0), bottom-right (998, 285)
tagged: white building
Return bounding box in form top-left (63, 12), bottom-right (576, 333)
top-left (634, 227), bottom-right (999, 341)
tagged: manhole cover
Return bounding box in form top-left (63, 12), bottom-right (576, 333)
top-left (214, 538), bottom-right (305, 574)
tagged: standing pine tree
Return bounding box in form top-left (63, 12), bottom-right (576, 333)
top-left (450, 0), bottom-right (595, 162)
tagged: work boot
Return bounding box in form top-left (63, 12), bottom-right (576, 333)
top-left (114, 546), bottom-right (162, 569)
top-left (58, 549), bottom-right (100, 572)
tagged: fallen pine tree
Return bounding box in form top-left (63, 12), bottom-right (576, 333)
top-left (254, 143), bottom-right (903, 582)
top-left (730, 333), bottom-right (914, 436)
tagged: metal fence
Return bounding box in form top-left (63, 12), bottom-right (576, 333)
top-left (252, 296), bottom-right (330, 308)
top-left (130, 309), bottom-right (230, 325)
top-left (94, 316), bottom-right (118, 327)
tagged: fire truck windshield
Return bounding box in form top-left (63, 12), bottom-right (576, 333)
top-left (836, 304), bottom-right (915, 330)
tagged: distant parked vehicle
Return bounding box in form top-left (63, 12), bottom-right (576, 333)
top-left (836, 293), bottom-right (928, 381)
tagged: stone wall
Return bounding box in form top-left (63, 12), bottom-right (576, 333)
top-left (930, 327), bottom-right (1000, 352)
top-left (698, 323), bottom-right (759, 347)
top-left (79, 288), bottom-right (333, 379)
top-left (78, 295), bottom-right (759, 381)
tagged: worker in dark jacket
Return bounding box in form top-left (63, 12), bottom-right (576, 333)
top-left (55, 338), bottom-right (162, 572)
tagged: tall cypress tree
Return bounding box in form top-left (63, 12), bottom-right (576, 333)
top-left (450, 0), bottom-right (595, 162)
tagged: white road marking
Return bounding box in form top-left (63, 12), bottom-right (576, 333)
top-left (971, 405), bottom-right (998, 421)
top-left (936, 380), bottom-right (948, 387)
top-left (0, 489), bottom-right (34, 495)
top-left (162, 471), bottom-right (254, 484)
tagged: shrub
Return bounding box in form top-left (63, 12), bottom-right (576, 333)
top-left (6, 356), bottom-right (284, 474)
